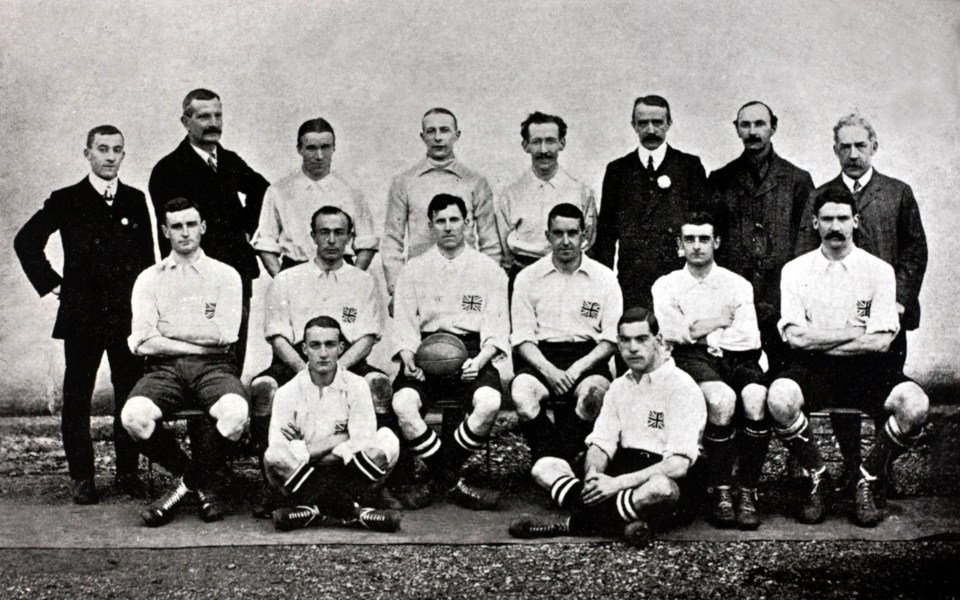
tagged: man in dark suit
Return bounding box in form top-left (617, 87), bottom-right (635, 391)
top-left (149, 88), bottom-right (269, 372)
top-left (592, 95), bottom-right (710, 311)
top-left (14, 125), bottom-right (156, 504)
top-left (710, 101), bottom-right (815, 374)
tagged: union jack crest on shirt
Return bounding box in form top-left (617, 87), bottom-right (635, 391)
top-left (204, 302), bottom-right (216, 319)
top-left (462, 294), bottom-right (483, 312)
top-left (334, 421), bottom-right (348, 435)
top-left (580, 300), bottom-right (601, 319)
top-left (857, 299), bottom-right (872, 319)
top-left (648, 411), bottom-right (665, 429)
top-left (342, 306), bottom-right (358, 324)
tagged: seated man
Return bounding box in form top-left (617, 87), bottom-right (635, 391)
top-left (652, 211), bottom-right (768, 530)
top-left (265, 316), bottom-right (401, 533)
top-left (510, 308), bottom-right (706, 546)
top-left (511, 203), bottom-right (622, 465)
top-left (391, 193), bottom-right (509, 510)
top-left (250, 206), bottom-right (394, 516)
top-left (121, 197), bottom-right (249, 527)
top-left (769, 189), bottom-right (929, 526)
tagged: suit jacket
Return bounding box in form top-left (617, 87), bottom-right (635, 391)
top-left (796, 172), bottom-right (927, 330)
top-left (14, 177), bottom-right (155, 340)
top-left (709, 151), bottom-right (814, 321)
top-left (592, 145), bottom-right (709, 308)
top-left (149, 137), bottom-right (269, 290)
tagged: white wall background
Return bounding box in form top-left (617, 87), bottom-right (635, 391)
top-left (1, 0), bottom-right (957, 412)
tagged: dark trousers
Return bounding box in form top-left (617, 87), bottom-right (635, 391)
top-left (236, 293), bottom-right (251, 374)
top-left (62, 337), bottom-right (142, 481)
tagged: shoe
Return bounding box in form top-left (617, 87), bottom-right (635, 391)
top-left (508, 514), bottom-right (571, 539)
top-left (708, 485), bottom-right (736, 528)
top-left (72, 478), bottom-right (99, 505)
top-left (736, 487), bottom-right (761, 531)
top-left (622, 520), bottom-right (652, 548)
top-left (273, 505), bottom-right (323, 532)
top-left (448, 478), bottom-right (500, 511)
top-left (397, 480), bottom-right (442, 510)
top-left (252, 482), bottom-right (277, 519)
top-left (360, 486), bottom-right (405, 511)
top-left (141, 478), bottom-right (192, 527)
top-left (196, 489), bottom-right (225, 523)
top-left (798, 468), bottom-right (828, 524)
top-left (114, 474), bottom-right (147, 499)
top-left (356, 508), bottom-right (402, 533)
top-left (854, 477), bottom-right (883, 527)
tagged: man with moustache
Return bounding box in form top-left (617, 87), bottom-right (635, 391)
top-left (768, 189), bottom-right (928, 527)
top-left (252, 118), bottom-right (378, 275)
top-left (15, 125), bottom-right (155, 503)
top-left (496, 112), bottom-right (598, 289)
top-left (709, 101), bottom-right (815, 374)
top-left (382, 108), bottom-right (500, 300)
top-left (150, 88), bottom-right (270, 372)
top-left (592, 95), bottom-right (710, 311)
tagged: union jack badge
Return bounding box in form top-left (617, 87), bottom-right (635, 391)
top-left (857, 299), bottom-right (872, 318)
top-left (462, 294), bottom-right (483, 312)
top-left (204, 302), bottom-right (216, 319)
top-left (648, 410), bottom-right (665, 429)
top-left (334, 421), bottom-right (348, 435)
top-left (342, 306), bottom-right (358, 323)
top-left (580, 301), bottom-right (601, 319)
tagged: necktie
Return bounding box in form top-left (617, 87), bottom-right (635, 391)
top-left (852, 179), bottom-right (861, 193)
top-left (207, 155), bottom-right (218, 173)
top-left (646, 155), bottom-right (655, 176)
top-left (103, 185), bottom-right (114, 205)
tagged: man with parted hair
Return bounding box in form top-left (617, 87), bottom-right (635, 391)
top-left (652, 210), bottom-right (768, 530)
top-left (592, 94), bottom-right (710, 312)
top-left (495, 111), bottom-right (598, 288)
top-left (511, 203), bottom-right (621, 466)
top-left (149, 88), bottom-right (270, 373)
top-left (382, 107), bottom-right (500, 302)
top-left (252, 118), bottom-right (378, 276)
top-left (709, 100), bottom-right (815, 375)
top-left (14, 124), bottom-right (156, 504)
top-left (121, 197), bottom-right (250, 527)
top-left (769, 189), bottom-right (928, 527)
top-left (509, 307), bottom-right (706, 547)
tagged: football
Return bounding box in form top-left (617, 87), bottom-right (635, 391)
top-left (415, 333), bottom-right (469, 376)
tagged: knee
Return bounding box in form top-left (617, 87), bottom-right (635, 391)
top-left (530, 456), bottom-right (574, 487)
top-left (511, 375), bottom-right (546, 420)
top-left (472, 387), bottom-right (502, 419)
top-left (373, 428), bottom-right (401, 468)
top-left (767, 379), bottom-right (802, 423)
top-left (391, 389), bottom-right (421, 423)
top-left (366, 373), bottom-right (394, 415)
top-left (741, 384), bottom-right (768, 420)
top-left (574, 377), bottom-right (608, 421)
top-left (120, 396), bottom-right (162, 440)
top-left (638, 474), bottom-right (680, 507)
top-left (249, 376), bottom-right (278, 418)
top-left (888, 384), bottom-right (929, 429)
top-left (209, 393), bottom-right (249, 441)
top-left (702, 383), bottom-right (736, 423)
top-left (263, 446), bottom-right (292, 479)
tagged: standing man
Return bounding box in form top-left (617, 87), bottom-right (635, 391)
top-left (14, 125), bottom-right (155, 504)
top-left (709, 101), bottom-right (815, 374)
top-left (382, 108), bottom-right (500, 300)
top-left (592, 95), bottom-right (710, 311)
top-left (121, 197), bottom-right (250, 527)
top-left (769, 190), bottom-right (928, 527)
top-left (496, 112), bottom-right (598, 287)
top-left (511, 203), bottom-right (621, 465)
top-left (252, 118), bottom-right (378, 275)
top-left (652, 211), bottom-right (768, 530)
top-left (509, 308), bottom-right (706, 547)
top-left (391, 194), bottom-right (509, 511)
top-left (149, 88), bottom-right (269, 372)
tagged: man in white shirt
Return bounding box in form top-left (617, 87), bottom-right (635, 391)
top-left (495, 112), bottom-right (597, 289)
top-left (265, 316), bottom-right (401, 533)
top-left (652, 211), bottom-right (768, 530)
top-left (509, 308), bottom-right (706, 547)
top-left (769, 189), bottom-right (929, 527)
top-left (391, 194), bottom-right (509, 511)
top-left (121, 198), bottom-right (250, 527)
top-left (252, 118), bottom-right (378, 275)
top-left (511, 203), bottom-right (621, 465)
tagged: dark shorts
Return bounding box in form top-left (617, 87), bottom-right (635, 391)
top-left (255, 342), bottom-right (384, 389)
top-left (130, 354), bottom-right (248, 413)
top-left (774, 353), bottom-right (912, 422)
top-left (393, 333), bottom-right (502, 410)
top-left (514, 341), bottom-right (612, 400)
top-left (671, 345), bottom-right (766, 390)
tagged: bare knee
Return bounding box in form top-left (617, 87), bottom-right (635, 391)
top-left (741, 383), bottom-right (768, 421)
top-left (634, 474), bottom-right (680, 509)
top-left (767, 378), bottom-right (803, 426)
top-left (574, 376), bottom-right (609, 421)
top-left (121, 396), bottom-right (162, 440)
top-left (209, 393), bottom-right (249, 441)
top-left (471, 387), bottom-right (502, 421)
top-left (511, 375), bottom-right (547, 421)
top-left (373, 428), bottom-right (401, 468)
top-left (365, 373), bottom-right (394, 415)
top-left (391, 389), bottom-right (422, 425)
top-left (250, 376), bottom-right (278, 418)
top-left (531, 456), bottom-right (574, 488)
top-left (886, 382), bottom-right (929, 432)
top-left (701, 382), bottom-right (736, 425)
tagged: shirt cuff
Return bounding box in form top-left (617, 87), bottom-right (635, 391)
top-left (251, 237), bottom-right (282, 253)
top-left (353, 235), bottom-right (380, 252)
top-left (509, 331), bottom-right (538, 347)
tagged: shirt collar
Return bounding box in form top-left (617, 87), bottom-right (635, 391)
top-left (160, 248), bottom-right (209, 272)
top-left (88, 172), bottom-right (119, 196)
top-left (682, 263), bottom-right (720, 284)
top-left (813, 246), bottom-right (859, 272)
top-left (310, 257), bottom-right (350, 279)
top-left (841, 167), bottom-right (874, 192)
top-left (298, 365), bottom-right (350, 396)
top-left (626, 357), bottom-right (675, 384)
top-left (524, 165), bottom-right (565, 188)
top-left (534, 253), bottom-right (598, 278)
top-left (190, 143), bottom-right (217, 164)
top-left (637, 144), bottom-right (668, 170)
top-left (298, 168), bottom-right (334, 189)
top-left (416, 157), bottom-right (465, 178)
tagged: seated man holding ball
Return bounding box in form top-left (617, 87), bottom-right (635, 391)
top-left (390, 193), bottom-right (510, 510)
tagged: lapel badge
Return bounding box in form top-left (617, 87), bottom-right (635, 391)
top-left (657, 175), bottom-right (671, 189)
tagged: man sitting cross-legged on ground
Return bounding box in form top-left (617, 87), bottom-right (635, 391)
top-left (391, 193), bottom-right (509, 511)
top-left (266, 316), bottom-right (402, 533)
top-left (121, 197), bottom-right (249, 527)
top-left (249, 205), bottom-right (395, 517)
top-left (769, 188), bottom-right (929, 526)
top-left (510, 307), bottom-right (706, 547)
top-left (651, 210), bottom-right (769, 530)
top-left (511, 203), bottom-right (622, 466)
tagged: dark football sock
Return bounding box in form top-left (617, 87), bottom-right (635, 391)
top-left (549, 474), bottom-right (584, 510)
top-left (861, 416), bottom-right (919, 478)
top-left (519, 408), bottom-right (556, 462)
top-left (738, 418), bottom-right (772, 489)
top-left (703, 422), bottom-right (737, 487)
top-left (445, 418), bottom-right (487, 475)
top-left (408, 427), bottom-right (445, 479)
top-left (775, 413), bottom-right (824, 474)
